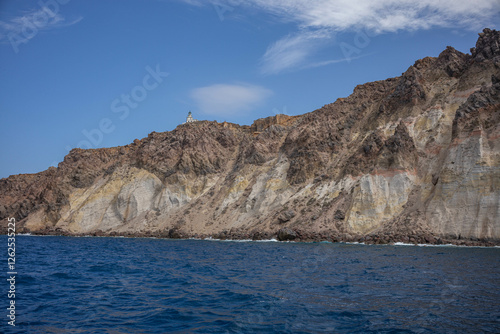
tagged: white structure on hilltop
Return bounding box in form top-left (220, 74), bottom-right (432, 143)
top-left (184, 111), bottom-right (198, 124)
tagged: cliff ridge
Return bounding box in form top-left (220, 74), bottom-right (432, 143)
top-left (2, 29), bottom-right (500, 246)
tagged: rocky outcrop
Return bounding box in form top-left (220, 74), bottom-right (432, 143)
top-left (1, 29), bottom-right (500, 246)
top-left (278, 210), bottom-right (296, 223)
top-left (471, 28), bottom-right (500, 62)
top-left (277, 228), bottom-right (297, 241)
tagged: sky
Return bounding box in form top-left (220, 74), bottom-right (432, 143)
top-left (0, 0), bottom-right (499, 179)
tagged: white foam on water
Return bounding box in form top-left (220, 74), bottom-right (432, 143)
top-left (186, 237), bottom-right (280, 243)
top-left (200, 237), bottom-right (279, 243)
top-left (221, 239), bottom-right (253, 242)
top-left (255, 238), bottom-right (278, 242)
top-left (10, 235), bottom-right (500, 248)
top-left (393, 242), bottom-right (498, 249)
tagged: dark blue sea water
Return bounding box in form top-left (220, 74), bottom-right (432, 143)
top-left (2, 236), bottom-right (500, 333)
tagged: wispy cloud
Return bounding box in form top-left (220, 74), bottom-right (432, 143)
top-left (191, 83), bottom-right (273, 117)
top-left (302, 53), bottom-right (375, 70)
top-left (260, 29), bottom-right (332, 75)
top-left (0, 6), bottom-right (82, 51)
top-left (185, 0), bottom-right (500, 32)
top-left (182, 0), bottom-right (500, 74)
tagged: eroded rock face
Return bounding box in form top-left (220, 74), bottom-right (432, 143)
top-left (277, 228), bottom-right (297, 241)
top-left (1, 29), bottom-right (500, 244)
top-left (471, 28), bottom-right (500, 62)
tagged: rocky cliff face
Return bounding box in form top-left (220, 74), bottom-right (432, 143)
top-left (2, 29), bottom-right (500, 245)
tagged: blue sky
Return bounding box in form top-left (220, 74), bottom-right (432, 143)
top-left (1, 0), bottom-right (499, 179)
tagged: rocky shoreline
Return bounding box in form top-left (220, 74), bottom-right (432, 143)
top-left (2, 29), bottom-right (500, 244)
top-left (8, 227), bottom-right (500, 247)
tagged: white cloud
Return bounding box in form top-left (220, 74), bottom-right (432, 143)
top-left (183, 0), bottom-right (500, 73)
top-left (187, 0), bottom-right (499, 32)
top-left (0, 6), bottom-right (82, 45)
top-left (191, 83), bottom-right (273, 117)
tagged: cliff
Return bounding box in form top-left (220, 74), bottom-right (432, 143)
top-left (2, 29), bottom-right (500, 245)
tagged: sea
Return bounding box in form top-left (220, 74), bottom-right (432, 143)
top-left (2, 235), bottom-right (500, 333)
